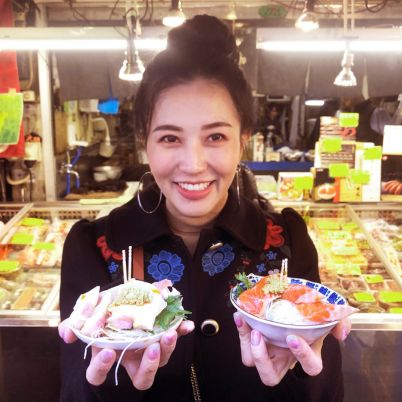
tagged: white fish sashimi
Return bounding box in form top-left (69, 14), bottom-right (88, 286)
top-left (107, 282), bottom-right (167, 331)
top-left (81, 292), bottom-right (112, 337)
top-left (69, 286), bottom-right (100, 330)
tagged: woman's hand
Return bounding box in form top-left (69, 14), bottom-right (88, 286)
top-left (58, 318), bottom-right (194, 389)
top-left (233, 312), bottom-right (350, 386)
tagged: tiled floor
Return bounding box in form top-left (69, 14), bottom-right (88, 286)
top-left (1, 328), bottom-right (401, 402)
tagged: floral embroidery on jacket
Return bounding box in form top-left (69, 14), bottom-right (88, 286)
top-left (202, 243), bottom-right (235, 276)
top-left (108, 261), bottom-right (119, 274)
top-left (266, 250), bottom-right (278, 261)
top-left (96, 235), bottom-right (122, 261)
top-left (264, 219), bottom-right (285, 250)
top-left (147, 250), bottom-right (184, 283)
top-left (256, 263), bottom-right (266, 273)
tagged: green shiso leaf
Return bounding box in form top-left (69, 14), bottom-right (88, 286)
top-left (155, 295), bottom-right (191, 330)
top-left (233, 272), bottom-right (254, 298)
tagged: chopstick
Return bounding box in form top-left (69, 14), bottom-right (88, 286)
top-left (122, 246), bottom-right (134, 283)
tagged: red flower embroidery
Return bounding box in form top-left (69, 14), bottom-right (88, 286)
top-left (264, 219), bottom-right (285, 250)
top-left (96, 235), bottom-right (122, 261)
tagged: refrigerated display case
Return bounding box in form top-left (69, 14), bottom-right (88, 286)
top-left (0, 202), bottom-right (103, 326)
top-left (272, 201), bottom-right (402, 330)
top-left (1, 201), bottom-right (402, 331)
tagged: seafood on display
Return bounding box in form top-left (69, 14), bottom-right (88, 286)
top-left (68, 278), bottom-right (188, 342)
top-left (235, 272), bottom-right (358, 326)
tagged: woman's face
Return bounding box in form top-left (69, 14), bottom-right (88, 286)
top-left (146, 78), bottom-right (245, 224)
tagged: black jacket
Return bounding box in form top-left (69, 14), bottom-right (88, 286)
top-left (60, 187), bottom-right (343, 402)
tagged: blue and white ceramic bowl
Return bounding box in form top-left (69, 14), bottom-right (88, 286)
top-left (230, 274), bottom-right (346, 348)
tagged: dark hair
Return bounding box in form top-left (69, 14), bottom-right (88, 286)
top-left (134, 14), bottom-right (254, 142)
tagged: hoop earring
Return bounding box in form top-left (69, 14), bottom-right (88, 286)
top-left (137, 172), bottom-right (162, 214)
top-left (236, 165), bottom-right (241, 207)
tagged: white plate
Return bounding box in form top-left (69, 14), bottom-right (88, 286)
top-left (71, 316), bottom-right (183, 350)
top-left (71, 281), bottom-right (184, 350)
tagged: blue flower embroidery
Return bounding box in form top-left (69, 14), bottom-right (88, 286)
top-left (147, 250), bottom-right (184, 283)
top-left (108, 261), bottom-right (119, 274)
top-left (266, 250), bottom-right (277, 261)
top-left (256, 263), bottom-right (266, 273)
top-left (202, 244), bottom-right (235, 276)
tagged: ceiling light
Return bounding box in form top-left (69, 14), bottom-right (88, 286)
top-left (305, 99), bottom-right (325, 106)
top-left (119, 51), bottom-right (145, 82)
top-left (295, 0), bottom-right (319, 32)
top-left (226, 1), bottom-right (238, 21)
top-left (334, 49), bottom-right (357, 87)
top-left (119, 11), bottom-right (145, 82)
top-left (162, 0), bottom-right (186, 28)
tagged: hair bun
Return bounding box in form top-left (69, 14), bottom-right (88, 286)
top-left (167, 15), bottom-right (239, 64)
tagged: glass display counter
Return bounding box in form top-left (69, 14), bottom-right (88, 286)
top-left (272, 202), bottom-right (402, 330)
top-left (1, 201), bottom-right (402, 330)
top-left (0, 203), bottom-right (102, 326)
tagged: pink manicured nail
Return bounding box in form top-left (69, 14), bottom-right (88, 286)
top-left (233, 313), bottom-right (242, 328)
top-left (251, 330), bottom-right (261, 346)
top-left (342, 328), bottom-right (349, 341)
top-left (287, 335), bottom-right (300, 349)
top-left (148, 343), bottom-right (160, 360)
top-left (101, 350), bottom-right (114, 363)
top-left (163, 333), bottom-right (176, 346)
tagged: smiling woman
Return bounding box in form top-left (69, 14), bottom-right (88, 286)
top-left (59, 14), bottom-right (349, 402)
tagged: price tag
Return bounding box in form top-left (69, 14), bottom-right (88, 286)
top-left (342, 222), bottom-right (358, 231)
top-left (378, 291), bottom-right (402, 303)
top-left (316, 220), bottom-right (341, 230)
top-left (339, 112), bottom-right (359, 128)
top-left (350, 169), bottom-right (371, 185)
top-left (363, 274), bottom-right (384, 284)
top-left (11, 233), bottom-right (34, 245)
top-left (363, 146), bottom-right (382, 160)
top-left (33, 242), bottom-right (56, 251)
top-left (353, 292), bottom-right (375, 303)
top-left (21, 217), bottom-right (45, 227)
top-left (293, 176), bottom-right (313, 190)
top-left (0, 260), bottom-right (20, 272)
top-left (329, 163), bottom-right (350, 178)
top-left (321, 137), bottom-right (342, 153)
top-left (335, 264), bottom-right (362, 276)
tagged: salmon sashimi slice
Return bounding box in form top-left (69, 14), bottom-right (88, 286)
top-left (295, 302), bottom-right (358, 324)
top-left (237, 277), bottom-right (277, 316)
top-left (282, 284), bottom-right (325, 304)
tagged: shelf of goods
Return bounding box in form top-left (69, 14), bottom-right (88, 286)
top-left (0, 203), bottom-right (103, 327)
top-left (272, 202), bottom-right (402, 331)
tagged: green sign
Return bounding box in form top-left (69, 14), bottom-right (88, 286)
top-left (294, 176), bottom-right (313, 190)
top-left (11, 233), bottom-right (34, 245)
top-left (21, 217), bottom-right (45, 227)
top-left (363, 146), bottom-right (382, 160)
top-left (33, 242), bottom-right (56, 251)
top-left (0, 93), bottom-right (23, 144)
top-left (339, 112), bottom-right (359, 128)
top-left (316, 220), bottom-right (341, 230)
top-left (258, 5), bottom-right (288, 18)
top-left (350, 169), bottom-right (371, 185)
top-left (0, 260), bottom-right (20, 273)
top-left (321, 137), bottom-right (342, 153)
top-left (353, 292), bottom-right (376, 303)
top-left (329, 163), bottom-right (350, 178)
